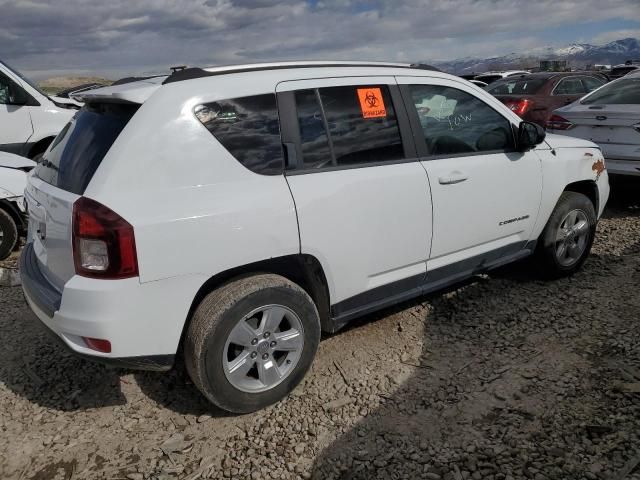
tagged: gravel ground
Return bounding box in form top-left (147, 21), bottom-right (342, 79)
top-left (1, 180), bottom-right (639, 480)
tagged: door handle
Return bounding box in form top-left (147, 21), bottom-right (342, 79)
top-left (438, 171), bottom-right (468, 185)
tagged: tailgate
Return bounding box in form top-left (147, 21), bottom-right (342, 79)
top-left (24, 175), bottom-right (79, 291)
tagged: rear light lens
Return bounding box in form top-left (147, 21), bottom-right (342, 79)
top-left (546, 114), bottom-right (574, 130)
top-left (72, 197), bottom-right (138, 279)
top-left (504, 99), bottom-right (534, 117)
top-left (82, 337), bottom-right (112, 353)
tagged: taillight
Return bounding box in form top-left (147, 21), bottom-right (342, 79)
top-left (72, 197), bottom-right (138, 279)
top-left (504, 99), bottom-right (534, 117)
top-left (82, 337), bottom-right (112, 353)
top-left (546, 114), bottom-right (574, 130)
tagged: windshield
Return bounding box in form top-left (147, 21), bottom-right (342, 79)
top-left (0, 59), bottom-right (49, 97)
top-left (487, 78), bottom-right (547, 95)
top-left (35, 102), bottom-right (139, 194)
top-left (581, 77), bottom-right (640, 105)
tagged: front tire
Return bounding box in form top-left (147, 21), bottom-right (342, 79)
top-left (184, 274), bottom-right (320, 413)
top-left (535, 191), bottom-right (596, 278)
top-left (0, 209), bottom-right (18, 260)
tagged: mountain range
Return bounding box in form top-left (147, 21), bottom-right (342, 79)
top-left (429, 38), bottom-right (640, 74)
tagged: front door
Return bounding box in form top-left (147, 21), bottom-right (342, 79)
top-left (397, 78), bottom-right (542, 275)
top-left (276, 77), bottom-right (433, 319)
top-left (0, 74), bottom-right (34, 151)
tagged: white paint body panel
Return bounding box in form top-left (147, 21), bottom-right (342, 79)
top-left (0, 152), bottom-right (33, 199)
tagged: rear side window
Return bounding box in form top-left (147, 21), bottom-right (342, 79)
top-left (409, 84), bottom-right (514, 156)
top-left (487, 78), bottom-right (547, 95)
top-left (581, 77), bottom-right (640, 105)
top-left (194, 94), bottom-right (283, 175)
top-left (35, 103), bottom-right (138, 195)
top-left (294, 85), bottom-right (404, 169)
top-left (553, 78), bottom-right (587, 95)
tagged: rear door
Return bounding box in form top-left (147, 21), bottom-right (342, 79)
top-left (397, 77), bottom-right (542, 276)
top-left (276, 77), bottom-right (433, 317)
top-left (25, 102), bottom-right (138, 291)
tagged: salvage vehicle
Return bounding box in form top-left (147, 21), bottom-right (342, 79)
top-left (548, 70), bottom-right (640, 177)
top-left (21, 61), bottom-right (609, 413)
top-left (0, 152), bottom-right (35, 259)
top-left (0, 59), bottom-right (77, 160)
top-left (487, 72), bottom-right (606, 126)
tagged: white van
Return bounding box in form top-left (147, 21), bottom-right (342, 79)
top-left (0, 60), bottom-right (76, 160)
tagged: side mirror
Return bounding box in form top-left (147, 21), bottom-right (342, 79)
top-left (517, 121), bottom-right (546, 152)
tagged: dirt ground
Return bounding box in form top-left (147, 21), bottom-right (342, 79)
top-left (1, 180), bottom-right (639, 480)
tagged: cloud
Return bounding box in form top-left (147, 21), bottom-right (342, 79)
top-left (0, 0), bottom-right (638, 79)
top-left (593, 29), bottom-right (640, 44)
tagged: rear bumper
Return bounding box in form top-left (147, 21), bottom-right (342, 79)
top-left (20, 242), bottom-right (202, 371)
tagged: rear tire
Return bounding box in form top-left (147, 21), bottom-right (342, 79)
top-left (0, 209), bottom-right (18, 260)
top-left (535, 191), bottom-right (596, 278)
top-left (184, 274), bottom-right (320, 413)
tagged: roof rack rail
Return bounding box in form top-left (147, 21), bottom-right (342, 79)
top-left (162, 62), bottom-right (442, 85)
top-left (111, 75), bottom-right (165, 86)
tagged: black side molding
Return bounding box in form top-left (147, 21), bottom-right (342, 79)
top-left (20, 243), bottom-right (62, 318)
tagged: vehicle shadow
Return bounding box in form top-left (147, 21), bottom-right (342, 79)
top-left (0, 288), bottom-right (127, 411)
top-left (309, 182), bottom-right (640, 479)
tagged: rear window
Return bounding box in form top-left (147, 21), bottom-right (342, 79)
top-left (581, 77), bottom-right (640, 105)
top-left (35, 102), bottom-right (138, 195)
top-left (487, 78), bottom-right (547, 95)
top-left (611, 67), bottom-right (638, 77)
top-left (194, 94), bottom-right (283, 175)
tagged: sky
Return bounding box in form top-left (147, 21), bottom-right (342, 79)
top-left (1, 0), bottom-right (639, 80)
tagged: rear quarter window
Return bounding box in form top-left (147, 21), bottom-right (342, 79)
top-left (35, 102), bottom-right (138, 195)
top-left (194, 94), bottom-right (284, 175)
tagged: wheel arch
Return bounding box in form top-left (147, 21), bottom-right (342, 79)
top-left (180, 254), bottom-right (333, 350)
top-left (564, 180), bottom-right (599, 214)
top-left (0, 199), bottom-right (25, 235)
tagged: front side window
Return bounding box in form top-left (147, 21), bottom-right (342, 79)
top-left (553, 78), bottom-right (587, 95)
top-left (195, 94), bottom-right (284, 175)
top-left (409, 84), bottom-right (514, 156)
top-left (293, 84), bottom-right (405, 169)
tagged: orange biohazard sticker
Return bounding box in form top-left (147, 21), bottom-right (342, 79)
top-left (357, 88), bottom-right (387, 119)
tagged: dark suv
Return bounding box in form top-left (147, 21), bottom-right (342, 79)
top-left (486, 72), bottom-right (607, 127)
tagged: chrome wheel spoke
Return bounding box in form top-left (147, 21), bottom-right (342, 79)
top-left (259, 306), bottom-right (287, 335)
top-left (273, 329), bottom-right (303, 352)
top-left (228, 320), bottom-right (257, 347)
top-left (573, 220), bottom-right (589, 236)
top-left (226, 351), bottom-right (254, 379)
top-left (257, 359), bottom-right (282, 387)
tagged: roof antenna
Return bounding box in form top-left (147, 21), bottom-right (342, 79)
top-left (170, 65), bottom-right (187, 73)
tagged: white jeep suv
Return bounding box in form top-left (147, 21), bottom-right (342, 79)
top-left (21, 61), bottom-right (609, 413)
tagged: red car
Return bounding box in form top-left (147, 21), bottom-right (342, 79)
top-left (486, 72), bottom-right (607, 127)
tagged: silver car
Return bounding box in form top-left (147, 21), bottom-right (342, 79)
top-left (548, 71), bottom-right (640, 177)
